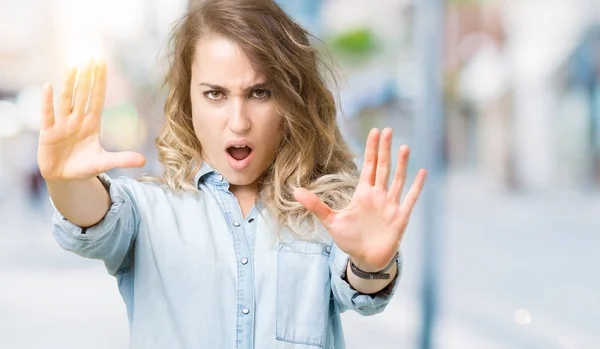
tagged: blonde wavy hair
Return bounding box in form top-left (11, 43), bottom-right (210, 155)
top-left (153, 0), bottom-right (359, 237)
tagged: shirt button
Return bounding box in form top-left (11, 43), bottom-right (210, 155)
top-left (325, 246), bottom-right (331, 253)
top-left (233, 222), bottom-right (241, 227)
top-left (242, 308), bottom-right (250, 315)
top-left (218, 175), bottom-right (223, 181)
top-left (248, 217), bottom-right (255, 223)
top-left (241, 257), bottom-right (248, 265)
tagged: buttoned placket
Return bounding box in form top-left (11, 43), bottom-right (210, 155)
top-left (208, 173), bottom-right (256, 349)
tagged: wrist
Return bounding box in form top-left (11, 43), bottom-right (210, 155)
top-left (349, 252), bottom-right (399, 274)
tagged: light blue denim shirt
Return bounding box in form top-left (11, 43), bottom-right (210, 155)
top-left (51, 162), bottom-right (402, 349)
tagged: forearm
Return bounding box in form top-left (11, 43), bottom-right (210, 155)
top-left (47, 177), bottom-right (111, 228)
top-left (345, 259), bottom-right (397, 295)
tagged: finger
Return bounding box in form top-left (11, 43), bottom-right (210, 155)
top-left (374, 128), bottom-right (392, 191)
top-left (400, 169), bottom-right (427, 215)
top-left (358, 128), bottom-right (379, 186)
top-left (58, 66), bottom-right (77, 117)
top-left (293, 187), bottom-right (335, 226)
top-left (40, 83), bottom-right (55, 129)
top-left (88, 59), bottom-right (107, 117)
top-left (73, 58), bottom-right (94, 115)
top-left (388, 145), bottom-right (410, 203)
top-left (97, 151), bottom-right (146, 173)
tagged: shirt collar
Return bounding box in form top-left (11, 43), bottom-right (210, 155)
top-left (193, 161), bottom-right (225, 188)
top-left (193, 161), bottom-right (267, 212)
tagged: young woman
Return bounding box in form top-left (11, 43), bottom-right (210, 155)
top-left (38, 0), bottom-right (426, 348)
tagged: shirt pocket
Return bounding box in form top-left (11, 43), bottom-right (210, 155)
top-left (276, 241), bottom-right (332, 348)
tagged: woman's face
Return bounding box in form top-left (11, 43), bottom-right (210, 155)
top-left (190, 36), bottom-right (283, 188)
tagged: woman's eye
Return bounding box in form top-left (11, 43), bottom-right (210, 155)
top-left (205, 91), bottom-right (224, 100)
top-left (252, 89), bottom-right (271, 99)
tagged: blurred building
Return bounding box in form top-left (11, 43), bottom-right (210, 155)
top-left (444, 0), bottom-right (600, 192)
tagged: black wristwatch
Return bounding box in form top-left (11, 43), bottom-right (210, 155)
top-left (349, 252), bottom-right (399, 280)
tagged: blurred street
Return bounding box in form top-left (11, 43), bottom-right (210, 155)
top-left (2, 168), bottom-right (598, 349)
top-left (2, 0), bottom-right (599, 348)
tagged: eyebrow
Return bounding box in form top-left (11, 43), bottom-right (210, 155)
top-left (197, 82), bottom-right (269, 93)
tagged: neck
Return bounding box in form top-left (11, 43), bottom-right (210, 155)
top-left (229, 182), bottom-right (258, 218)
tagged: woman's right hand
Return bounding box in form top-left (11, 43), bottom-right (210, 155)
top-left (38, 59), bottom-right (146, 182)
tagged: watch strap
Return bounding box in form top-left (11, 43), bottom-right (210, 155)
top-left (349, 252), bottom-right (399, 280)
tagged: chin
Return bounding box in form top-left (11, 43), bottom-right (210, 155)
top-left (223, 170), bottom-right (259, 187)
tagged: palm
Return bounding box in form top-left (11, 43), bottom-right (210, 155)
top-left (38, 59), bottom-right (145, 181)
top-left (326, 182), bottom-right (405, 269)
top-left (294, 128), bottom-right (426, 271)
top-left (39, 131), bottom-right (104, 180)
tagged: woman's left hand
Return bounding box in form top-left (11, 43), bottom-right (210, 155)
top-left (294, 127), bottom-right (426, 272)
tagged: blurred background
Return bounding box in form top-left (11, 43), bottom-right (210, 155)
top-left (1, 0), bottom-right (599, 348)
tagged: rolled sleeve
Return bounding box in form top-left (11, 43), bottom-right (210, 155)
top-left (51, 174), bottom-right (138, 276)
top-left (330, 243), bottom-right (402, 316)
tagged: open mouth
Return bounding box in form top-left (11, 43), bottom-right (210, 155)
top-left (226, 145), bottom-right (253, 161)
top-left (227, 145), bottom-right (252, 161)
top-left (225, 140), bottom-right (255, 170)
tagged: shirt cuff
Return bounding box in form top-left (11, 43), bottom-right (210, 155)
top-left (330, 244), bottom-right (403, 316)
top-left (50, 173), bottom-right (129, 241)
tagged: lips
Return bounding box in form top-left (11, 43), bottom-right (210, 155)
top-left (227, 145), bottom-right (252, 161)
top-left (225, 139), bottom-right (255, 170)
top-left (225, 139), bottom-right (255, 151)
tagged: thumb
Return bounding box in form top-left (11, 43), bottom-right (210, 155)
top-left (98, 151), bottom-right (146, 173)
top-left (293, 187), bottom-right (334, 226)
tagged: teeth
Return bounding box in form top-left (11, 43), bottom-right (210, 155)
top-left (233, 145), bottom-right (247, 148)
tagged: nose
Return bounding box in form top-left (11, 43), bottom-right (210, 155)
top-left (228, 99), bottom-right (250, 134)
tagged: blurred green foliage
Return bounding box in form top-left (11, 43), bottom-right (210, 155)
top-left (328, 27), bottom-right (378, 58)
